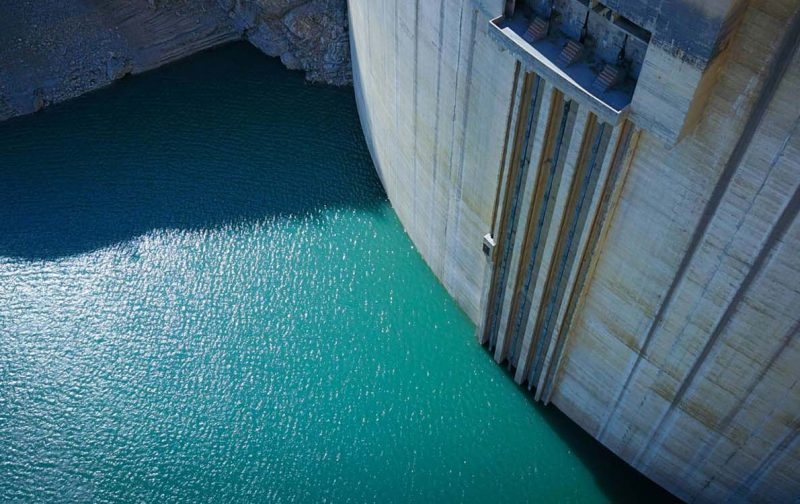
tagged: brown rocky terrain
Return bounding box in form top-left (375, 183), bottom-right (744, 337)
top-left (0, 0), bottom-right (350, 121)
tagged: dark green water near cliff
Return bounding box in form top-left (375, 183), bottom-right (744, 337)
top-left (0, 43), bottom-right (673, 503)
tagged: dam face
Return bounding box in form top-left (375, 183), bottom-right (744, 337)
top-left (350, 0), bottom-right (800, 500)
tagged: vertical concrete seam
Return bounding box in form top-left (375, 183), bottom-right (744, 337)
top-left (529, 103), bottom-right (585, 391)
top-left (634, 182), bottom-right (800, 469)
top-left (526, 98), bottom-right (577, 387)
top-left (676, 107), bottom-right (800, 485)
top-left (512, 86), bottom-right (561, 379)
top-left (536, 120), bottom-right (609, 400)
top-left (597, 6), bottom-right (800, 444)
top-left (494, 76), bottom-right (549, 362)
top-left (445, 7), bottom-right (478, 298)
top-left (495, 77), bottom-right (546, 353)
top-left (453, 8), bottom-right (479, 204)
top-left (642, 108), bottom-right (800, 461)
top-left (490, 61), bottom-right (521, 237)
top-left (504, 103), bottom-right (562, 360)
top-left (486, 74), bottom-right (539, 349)
top-left (542, 123), bottom-right (636, 404)
top-left (478, 62), bottom-right (521, 346)
top-left (412, 0), bottom-right (420, 233)
top-left (511, 106), bottom-right (593, 371)
top-left (686, 319), bottom-right (799, 493)
top-left (442, 3), bottom-right (467, 282)
top-left (504, 85), bottom-right (559, 366)
top-left (430, 0), bottom-right (446, 258)
top-left (392, 0), bottom-right (400, 204)
top-left (735, 415), bottom-right (800, 501)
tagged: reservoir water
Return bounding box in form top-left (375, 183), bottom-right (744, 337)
top-left (0, 43), bottom-right (673, 502)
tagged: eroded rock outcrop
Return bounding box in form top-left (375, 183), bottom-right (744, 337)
top-left (220, 0), bottom-right (351, 85)
top-left (0, 0), bottom-right (349, 121)
top-left (0, 0), bottom-right (237, 120)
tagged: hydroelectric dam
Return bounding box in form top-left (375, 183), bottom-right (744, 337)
top-left (350, 0), bottom-right (800, 500)
top-left (1, 0), bottom-right (799, 501)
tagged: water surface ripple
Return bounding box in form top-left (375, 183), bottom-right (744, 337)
top-left (0, 43), bottom-right (672, 503)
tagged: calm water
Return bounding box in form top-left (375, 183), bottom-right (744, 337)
top-left (0, 43), bottom-right (673, 503)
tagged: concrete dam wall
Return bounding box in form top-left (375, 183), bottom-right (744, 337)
top-left (350, 0), bottom-right (800, 500)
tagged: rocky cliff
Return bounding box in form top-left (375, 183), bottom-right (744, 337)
top-left (0, 0), bottom-right (350, 122)
top-left (221, 0), bottom-right (351, 85)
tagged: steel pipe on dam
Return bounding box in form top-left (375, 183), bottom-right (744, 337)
top-left (349, 0), bottom-right (800, 500)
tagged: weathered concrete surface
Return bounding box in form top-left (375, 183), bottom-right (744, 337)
top-left (602, 0), bottom-right (749, 66)
top-left (350, 0), bottom-right (800, 500)
top-left (0, 0), bottom-right (350, 121)
top-left (555, 2), bottom-right (800, 500)
top-left (351, 0), bottom-right (518, 322)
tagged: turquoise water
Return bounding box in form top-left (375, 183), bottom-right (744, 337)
top-left (0, 43), bottom-right (673, 503)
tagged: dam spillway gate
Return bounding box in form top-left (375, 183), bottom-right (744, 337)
top-left (477, 0), bottom-right (644, 403)
top-left (477, 65), bottom-right (636, 403)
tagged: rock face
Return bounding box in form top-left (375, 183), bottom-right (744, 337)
top-left (0, 0), bottom-right (350, 121)
top-left (220, 0), bottom-right (351, 85)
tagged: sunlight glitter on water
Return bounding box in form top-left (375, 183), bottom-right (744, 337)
top-left (0, 42), bottom-right (673, 503)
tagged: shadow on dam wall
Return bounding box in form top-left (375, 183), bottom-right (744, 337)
top-left (484, 347), bottom-right (678, 503)
top-left (0, 42), bottom-right (385, 261)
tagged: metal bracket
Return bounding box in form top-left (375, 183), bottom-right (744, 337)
top-left (482, 233), bottom-right (496, 259)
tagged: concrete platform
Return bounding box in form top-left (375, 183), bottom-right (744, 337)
top-left (489, 13), bottom-right (633, 125)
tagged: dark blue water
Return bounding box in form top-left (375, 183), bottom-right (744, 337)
top-left (0, 42), bottom-right (673, 503)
